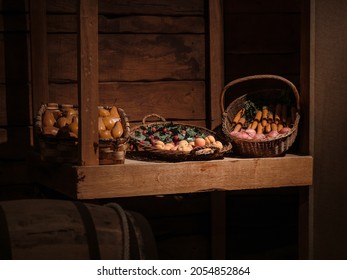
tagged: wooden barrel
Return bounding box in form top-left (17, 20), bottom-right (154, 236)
top-left (0, 199), bottom-right (157, 260)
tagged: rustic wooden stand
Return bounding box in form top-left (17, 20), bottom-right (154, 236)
top-left (29, 0), bottom-right (313, 259)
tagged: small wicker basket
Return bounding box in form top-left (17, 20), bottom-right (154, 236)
top-left (35, 103), bottom-right (130, 164)
top-left (220, 75), bottom-right (300, 157)
top-left (128, 114), bottom-right (232, 162)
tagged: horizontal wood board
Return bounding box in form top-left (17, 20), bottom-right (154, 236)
top-left (28, 153), bottom-right (313, 199)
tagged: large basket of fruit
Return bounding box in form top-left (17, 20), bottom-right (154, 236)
top-left (35, 103), bottom-right (130, 164)
top-left (220, 74), bottom-right (300, 157)
top-left (128, 114), bottom-right (232, 162)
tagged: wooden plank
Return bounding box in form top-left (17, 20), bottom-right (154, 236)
top-left (78, 0), bottom-right (99, 165)
top-left (29, 0), bottom-right (48, 116)
top-left (47, 34), bottom-right (77, 82)
top-left (99, 34), bottom-right (205, 82)
top-left (28, 154), bottom-right (312, 199)
top-left (0, 14), bottom-right (29, 32)
top-left (99, 15), bottom-right (205, 34)
top-left (47, 15), bottom-right (204, 34)
top-left (298, 0), bottom-right (311, 260)
top-left (224, 14), bottom-right (300, 54)
top-left (312, 0), bottom-right (347, 259)
top-left (99, 0), bottom-right (205, 16)
top-left (46, 0), bottom-right (204, 15)
top-left (208, 0), bottom-right (224, 130)
top-left (99, 81), bottom-right (206, 121)
top-left (47, 34), bottom-right (205, 82)
top-left (48, 81), bottom-right (206, 121)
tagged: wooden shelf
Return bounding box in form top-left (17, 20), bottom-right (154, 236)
top-left (28, 152), bottom-right (313, 199)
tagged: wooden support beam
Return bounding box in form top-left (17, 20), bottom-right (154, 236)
top-left (208, 0), bottom-right (224, 130)
top-left (77, 0), bottom-right (99, 165)
top-left (29, 0), bottom-right (48, 122)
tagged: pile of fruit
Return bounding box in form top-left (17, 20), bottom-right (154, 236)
top-left (40, 103), bottom-right (124, 140)
top-left (229, 100), bottom-right (297, 141)
top-left (131, 123), bottom-right (224, 153)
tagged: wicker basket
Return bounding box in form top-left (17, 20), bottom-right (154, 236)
top-left (220, 75), bottom-right (300, 157)
top-left (127, 114), bottom-right (232, 162)
top-left (35, 103), bottom-right (130, 164)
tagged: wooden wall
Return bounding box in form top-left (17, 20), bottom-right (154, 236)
top-left (312, 0), bottom-right (347, 259)
top-left (46, 0), bottom-right (207, 125)
top-left (0, 0), bottom-right (313, 260)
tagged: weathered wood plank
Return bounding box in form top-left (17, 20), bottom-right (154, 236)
top-left (48, 81), bottom-right (206, 121)
top-left (99, 34), bottom-right (205, 81)
top-left (47, 14), bottom-right (204, 34)
top-left (99, 15), bottom-right (205, 34)
top-left (46, 0), bottom-right (204, 15)
top-left (47, 34), bottom-right (77, 82)
top-left (78, 0), bottom-right (99, 165)
top-left (99, 81), bottom-right (206, 121)
top-left (224, 14), bottom-right (300, 54)
top-left (30, 0), bottom-right (49, 119)
top-left (208, 0), bottom-right (224, 130)
top-left (48, 34), bottom-right (205, 82)
top-left (28, 153), bottom-right (313, 199)
top-left (99, 0), bottom-right (205, 16)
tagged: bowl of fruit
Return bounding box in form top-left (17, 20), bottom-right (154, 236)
top-left (128, 114), bottom-right (232, 162)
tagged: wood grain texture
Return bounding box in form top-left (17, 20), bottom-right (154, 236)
top-left (46, 0), bottom-right (204, 15)
top-left (48, 81), bottom-right (206, 121)
top-left (47, 34), bottom-right (205, 82)
top-left (28, 153), bottom-right (313, 199)
top-left (30, 0), bottom-right (48, 117)
top-left (99, 34), bottom-right (205, 82)
top-left (78, 0), bottom-right (99, 165)
top-left (208, 0), bottom-right (224, 130)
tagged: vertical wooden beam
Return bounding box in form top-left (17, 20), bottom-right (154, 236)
top-left (208, 0), bottom-right (224, 130)
top-left (208, 0), bottom-right (226, 260)
top-left (78, 0), bottom-right (99, 165)
top-left (298, 0), bottom-right (312, 260)
top-left (29, 0), bottom-right (48, 126)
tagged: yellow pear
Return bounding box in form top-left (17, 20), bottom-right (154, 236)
top-left (110, 106), bottom-right (120, 118)
top-left (43, 111), bottom-right (56, 127)
top-left (111, 121), bottom-right (123, 139)
top-left (99, 129), bottom-right (112, 139)
top-left (98, 117), bottom-right (106, 131)
top-left (99, 107), bottom-right (110, 117)
top-left (68, 116), bottom-right (78, 135)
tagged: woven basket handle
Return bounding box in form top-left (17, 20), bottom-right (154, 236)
top-left (142, 114), bottom-right (166, 124)
top-left (220, 74), bottom-right (301, 114)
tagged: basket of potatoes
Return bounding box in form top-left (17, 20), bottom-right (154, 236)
top-left (128, 114), bottom-right (232, 162)
top-left (35, 103), bottom-right (130, 164)
top-left (220, 74), bottom-right (300, 157)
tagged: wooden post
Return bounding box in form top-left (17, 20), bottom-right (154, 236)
top-left (78, 0), bottom-right (99, 165)
top-left (29, 0), bottom-right (48, 127)
top-left (208, 0), bottom-right (224, 130)
top-left (208, 0), bottom-right (226, 260)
